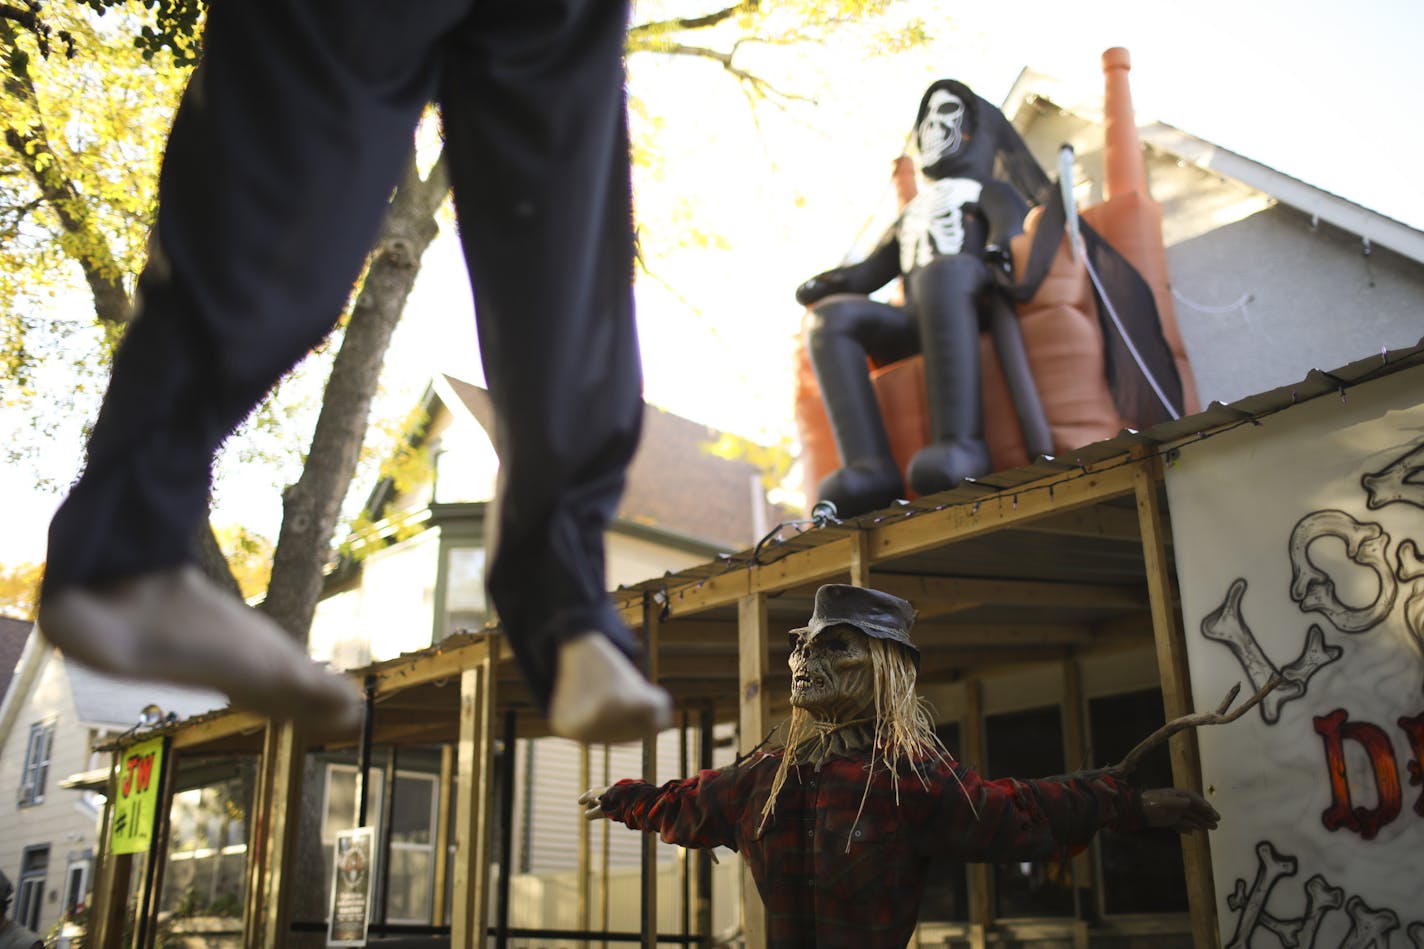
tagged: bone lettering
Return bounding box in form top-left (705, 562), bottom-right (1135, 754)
top-left (1225, 840), bottom-right (1297, 949)
top-left (1288, 510), bottom-right (1396, 633)
top-left (1340, 895), bottom-right (1401, 949)
top-left (1295, 874), bottom-right (1346, 947)
top-left (1202, 578), bottom-right (1341, 724)
top-left (1314, 709), bottom-right (1403, 839)
top-left (1362, 441), bottom-right (1424, 511)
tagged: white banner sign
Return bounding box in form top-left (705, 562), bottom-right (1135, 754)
top-left (1166, 364), bottom-right (1424, 948)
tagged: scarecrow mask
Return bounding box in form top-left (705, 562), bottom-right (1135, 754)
top-left (788, 624), bottom-right (875, 721)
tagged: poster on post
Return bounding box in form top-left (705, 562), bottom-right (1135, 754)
top-left (108, 736), bottom-right (166, 856)
top-left (327, 826), bottom-right (375, 947)
top-left (1166, 363), bottom-right (1424, 947)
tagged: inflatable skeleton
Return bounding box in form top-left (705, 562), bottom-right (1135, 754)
top-left (797, 80), bottom-right (1055, 516)
top-left (581, 585), bottom-right (1221, 948)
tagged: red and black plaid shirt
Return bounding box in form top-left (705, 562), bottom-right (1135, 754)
top-left (601, 750), bottom-right (1143, 948)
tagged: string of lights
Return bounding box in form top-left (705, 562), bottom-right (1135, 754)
top-left (618, 341), bottom-right (1413, 618)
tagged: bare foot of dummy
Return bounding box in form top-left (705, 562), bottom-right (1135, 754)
top-left (548, 632), bottom-right (672, 743)
top-left (38, 565), bottom-right (362, 730)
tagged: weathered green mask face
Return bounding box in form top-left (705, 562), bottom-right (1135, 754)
top-left (788, 624), bottom-right (874, 722)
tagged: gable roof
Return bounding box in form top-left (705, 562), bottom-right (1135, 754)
top-left (1002, 67), bottom-right (1424, 265)
top-left (63, 657), bottom-right (226, 728)
top-left (437, 374), bottom-right (771, 551)
top-left (0, 614), bottom-right (29, 705)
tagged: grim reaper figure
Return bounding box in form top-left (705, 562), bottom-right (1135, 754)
top-left (580, 585), bottom-right (1218, 948)
top-left (796, 80), bottom-right (1054, 516)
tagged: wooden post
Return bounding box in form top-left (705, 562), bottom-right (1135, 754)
top-left (737, 593), bottom-right (769, 949)
top-left (1060, 660), bottom-right (1092, 949)
top-left (432, 744), bottom-right (455, 927)
top-left (600, 745), bottom-right (611, 949)
top-left (451, 644), bottom-right (496, 948)
top-left (248, 721), bottom-right (304, 949)
top-left (89, 751), bottom-right (131, 949)
top-left (849, 530), bottom-right (873, 588)
top-left (578, 741), bottom-right (591, 949)
top-left (641, 596), bottom-right (661, 949)
top-left (962, 678), bottom-right (992, 949)
top-left (133, 737), bottom-right (177, 949)
top-left (1134, 457), bottom-right (1219, 949)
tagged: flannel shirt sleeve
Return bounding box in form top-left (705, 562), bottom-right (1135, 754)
top-left (931, 764), bottom-right (1144, 862)
top-left (599, 765), bottom-right (746, 851)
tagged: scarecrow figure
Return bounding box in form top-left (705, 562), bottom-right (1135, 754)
top-left (581, 585), bottom-right (1220, 948)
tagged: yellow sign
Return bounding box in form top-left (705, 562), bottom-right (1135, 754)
top-left (109, 736), bottom-right (166, 855)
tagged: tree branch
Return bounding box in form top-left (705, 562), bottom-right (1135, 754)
top-left (628, 1), bottom-right (759, 39)
top-left (2, 20), bottom-right (130, 322)
top-left (1106, 674), bottom-right (1282, 778)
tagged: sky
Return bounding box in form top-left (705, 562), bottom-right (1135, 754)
top-left (2, 0), bottom-right (1421, 567)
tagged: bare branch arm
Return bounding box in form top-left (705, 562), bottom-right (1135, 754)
top-left (1107, 674), bottom-right (1282, 778)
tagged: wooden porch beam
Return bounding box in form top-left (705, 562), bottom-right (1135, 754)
top-left (1133, 455), bottom-right (1218, 949)
top-left (617, 459), bottom-right (1145, 628)
top-left (738, 594), bottom-right (770, 949)
top-left (451, 643), bottom-right (496, 948)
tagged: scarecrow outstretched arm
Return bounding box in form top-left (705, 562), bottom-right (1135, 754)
top-left (934, 765), bottom-right (1146, 863)
top-left (580, 764), bottom-right (748, 851)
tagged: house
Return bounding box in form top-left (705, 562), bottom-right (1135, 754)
top-left (1002, 59), bottom-right (1422, 406)
top-left (0, 628), bottom-right (223, 938)
top-left (1, 615), bottom-right (29, 711)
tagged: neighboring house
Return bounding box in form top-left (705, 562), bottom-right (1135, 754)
top-left (308, 373), bottom-right (778, 669)
top-left (1002, 64), bottom-right (1423, 406)
top-left (1, 615), bottom-right (28, 708)
top-left (0, 632), bottom-right (223, 937)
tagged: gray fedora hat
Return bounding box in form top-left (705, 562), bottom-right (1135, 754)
top-left (793, 584), bottom-right (920, 668)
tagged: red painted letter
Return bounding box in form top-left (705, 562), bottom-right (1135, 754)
top-left (1313, 709), bottom-right (1402, 840)
top-left (1398, 710), bottom-right (1424, 818)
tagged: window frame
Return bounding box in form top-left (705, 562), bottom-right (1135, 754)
top-left (17, 718), bottom-right (56, 806)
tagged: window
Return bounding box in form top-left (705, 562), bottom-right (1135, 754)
top-left (385, 773), bottom-right (438, 924)
top-left (15, 846), bottom-right (49, 931)
top-left (443, 546), bottom-right (488, 637)
top-left (63, 856), bottom-right (91, 917)
top-left (918, 721), bottom-right (970, 922)
top-left (984, 705), bottom-right (1073, 918)
top-left (18, 720), bottom-right (55, 806)
top-left (1088, 689), bottom-right (1188, 914)
top-left (319, 763), bottom-right (439, 925)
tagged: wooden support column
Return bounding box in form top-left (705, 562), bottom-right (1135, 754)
top-left (849, 530), bottom-right (873, 588)
top-left (1134, 457), bottom-right (1219, 949)
top-left (133, 738), bottom-right (177, 949)
top-left (243, 721), bottom-right (304, 949)
top-left (432, 744), bottom-right (455, 927)
top-left (578, 741), bottom-right (591, 949)
top-left (451, 645), bottom-right (496, 948)
top-left (962, 678), bottom-right (992, 949)
top-left (641, 596), bottom-right (662, 949)
top-left (90, 751), bottom-right (131, 949)
top-left (1060, 660), bottom-right (1092, 949)
top-left (737, 593), bottom-right (770, 949)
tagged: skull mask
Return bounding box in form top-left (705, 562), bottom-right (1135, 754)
top-left (917, 88), bottom-right (966, 169)
top-left (788, 623), bottom-right (875, 722)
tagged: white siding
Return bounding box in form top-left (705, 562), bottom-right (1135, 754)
top-left (0, 650), bottom-right (107, 936)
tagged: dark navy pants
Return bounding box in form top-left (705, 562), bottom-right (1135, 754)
top-left (43, 0), bottom-right (643, 707)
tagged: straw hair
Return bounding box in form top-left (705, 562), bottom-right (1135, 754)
top-left (758, 638), bottom-right (956, 839)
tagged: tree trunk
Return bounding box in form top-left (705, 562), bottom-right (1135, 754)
top-left (261, 151), bottom-right (448, 641)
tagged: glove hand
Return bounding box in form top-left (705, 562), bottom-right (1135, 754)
top-left (795, 271), bottom-right (848, 307)
top-left (1141, 787), bottom-right (1219, 833)
top-left (578, 785), bottom-right (610, 821)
